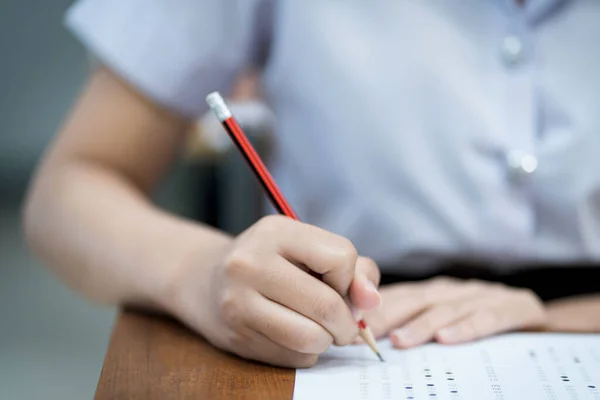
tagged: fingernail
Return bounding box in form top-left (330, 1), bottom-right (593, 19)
top-left (350, 307), bottom-right (362, 321)
top-left (365, 279), bottom-right (379, 294)
top-left (363, 279), bottom-right (382, 307)
top-left (392, 328), bottom-right (413, 345)
top-left (437, 327), bottom-right (456, 341)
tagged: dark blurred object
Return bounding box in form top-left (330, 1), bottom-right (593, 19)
top-left (185, 98), bottom-right (274, 235)
top-left (380, 262), bottom-right (600, 302)
top-left (184, 69), bottom-right (274, 235)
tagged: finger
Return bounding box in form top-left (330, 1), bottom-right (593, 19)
top-left (257, 215), bottom-right (359, 296)
top-left (349, 257), bottom-right (382, 311)
top-left (390, 302), bottom-right (473, 348)
top-left (257, 255), bottom-right (358, 345)
top-left (356, 256), bottom-right (381, 286)
top-left (231, 329), bottom-right (320, 368)
top-left (358, 284), bottom-right (439, 338)
top-left (360, 279), bottom-right (486, 339)
top-left (357, 287), bottom-right (425, 340)
top-left (434, 309), bottom-right (505, 344)
top-left (436, 289), bottom-right (546, 344)
top-left (351, 336), bottom-right (365, 345)
top-left (245, 295), bottom-right (334, 354)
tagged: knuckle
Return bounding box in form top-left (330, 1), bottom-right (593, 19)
top-left (218, 291), bottom-right (243, 325)
top-left (336, 237), bottom-right (358, 266)
top-left (294, 327), bottom-right (332, 354)
top-left (223, 249), bottom-right (258, 279)
top-left (256, 214), bottom-right (288, 234)
top-left (314, 295), bottom-right (344, 324)
top-left (228, 331), bottom-right (252, 350)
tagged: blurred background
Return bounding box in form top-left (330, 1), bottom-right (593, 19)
top-left (0, 1), bottom-right (268, 398)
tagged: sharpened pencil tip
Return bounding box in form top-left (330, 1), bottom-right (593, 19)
top-left (376, 352), bottom-right (385, 362)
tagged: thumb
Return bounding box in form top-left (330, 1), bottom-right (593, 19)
top-left (348, 257), bottom-right (381, 311)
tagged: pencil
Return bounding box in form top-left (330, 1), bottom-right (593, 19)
top-left (206, 92), bottom-right (383, 362)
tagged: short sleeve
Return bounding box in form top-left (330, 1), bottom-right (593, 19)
top-left (65, 0), bottom-right (269, 118)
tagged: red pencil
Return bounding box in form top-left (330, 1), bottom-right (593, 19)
top-left (206, 91), bottom-right (383, 362)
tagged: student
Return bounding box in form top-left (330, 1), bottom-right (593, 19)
top-left (24, 1), bottom-right (600, 368)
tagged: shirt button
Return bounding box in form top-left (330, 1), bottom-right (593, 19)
top-left (500, 35), bottom-right (524, 66)
top-left (506, 149), bottom-right (537, 182)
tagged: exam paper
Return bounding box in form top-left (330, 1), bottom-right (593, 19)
top-left (294, 333), bottom-right (600, 400)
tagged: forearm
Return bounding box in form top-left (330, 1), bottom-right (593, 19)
top-left (545, 295), bottom-right (600, 332)
top-left (24, 158), bottom-right (232, 310)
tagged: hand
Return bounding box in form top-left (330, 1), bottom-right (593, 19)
top-left (361, 277), bottom-right (546, 348)
top-left (165, 215), bottom-right (382, 368)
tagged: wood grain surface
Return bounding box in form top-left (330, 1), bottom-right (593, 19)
top-left (95, 310), bottom-right (295, 400)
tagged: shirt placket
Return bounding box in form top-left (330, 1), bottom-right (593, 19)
top-left (483, 3), bottom-right (538, 257)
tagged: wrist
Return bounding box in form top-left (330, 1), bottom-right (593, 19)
top-left (545, 295), bottom-right (600, 333)
top-left (153, 224), bottom-right (233, 321)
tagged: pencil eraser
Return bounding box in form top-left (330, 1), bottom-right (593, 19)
top-left (206, 92), bottom-right (232, 122)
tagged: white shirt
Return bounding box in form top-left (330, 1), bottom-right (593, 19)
top-left (65, 0), bottom-right (600, 273)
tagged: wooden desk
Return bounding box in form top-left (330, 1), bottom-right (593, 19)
top-left (95, 310), bottom-right (295, 399)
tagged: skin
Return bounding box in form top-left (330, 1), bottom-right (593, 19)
top-left (359, 277), bottom-right (546, 347)
top-left (359, 279), bottom-right (600, 349)
top-left (23, 67), bottom-right (380, 368)
top-left (23, 66), bottom-right (600, 367)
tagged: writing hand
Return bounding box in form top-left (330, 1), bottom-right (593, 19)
top-left (164, 215), bottom-right (381, 367)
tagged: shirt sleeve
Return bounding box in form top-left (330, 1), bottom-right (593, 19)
top-left (65, 0), bottom-right (269, 118)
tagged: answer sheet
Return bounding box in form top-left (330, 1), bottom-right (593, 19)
top-left (294, 333), bottom-right (600, 400)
